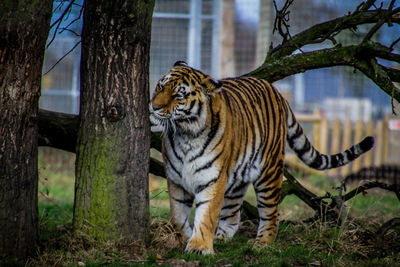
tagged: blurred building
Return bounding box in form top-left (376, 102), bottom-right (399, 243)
top-left (41, 0), bottom-right (399, 121)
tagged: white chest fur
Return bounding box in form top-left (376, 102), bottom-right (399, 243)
top-left (164, 131), bottom-right (221, 195)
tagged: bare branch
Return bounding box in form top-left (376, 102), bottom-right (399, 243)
top-left (382, 65), bottom-right (400, 82)
top-left (53, 1), bottom-right (66, 13)
top-left (272, 0), bottom-right (295, 42)
top-left (357, 0), bottom-right (377, 11)
top-left (50, 0), bottom-right (76, 29)
top-left (247, 43), bottom-right (400, 103)
top-left (361, 41), bottom-right (400, 63)
top-left (59, 3), bottom-right (84, 35)
top-left (268, 8), bottom-right (400, 60)
top-left (38, 109), bottom-right (79, 153)
top-left (47, 0), bottom-right (76, 48)
top-left (342, 181), bottom-right (400, 202)
top-left (44, 40), bottom-right (81, 75)
top-left (37, 109), bottom-right (166, 178)
top-left (58, 27), bottom-right (81, 36)
top-left (353, 53), bottom-right (400, 104)
top-left (150, 157), bottom-right (165, 178)
top-left (362, 20), bottom-right (385, 43)
top-left (363, 3), bottom-right (400, 43)
top-left (390, 36), bottom-right (400, 50)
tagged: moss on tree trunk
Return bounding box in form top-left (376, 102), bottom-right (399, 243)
top-left (73, 0), bottom-right (154, 243)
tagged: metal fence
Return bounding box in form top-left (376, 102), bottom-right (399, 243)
top-left (40, 0), bottom-right (398, 120)
top-left (149, 0), bottom-right (221, 89)
top-left (41, 37), bottom-right (80, 114)
top-left (39, 0), bottom-right (399, 176)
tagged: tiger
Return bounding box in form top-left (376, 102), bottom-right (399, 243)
top-left (149, 61), bottom-right (374, 254)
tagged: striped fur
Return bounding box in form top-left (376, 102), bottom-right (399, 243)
top-left (149, 61), bottom-right (374, 254)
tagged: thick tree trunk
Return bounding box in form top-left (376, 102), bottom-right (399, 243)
top-left (73, 0), bottom-right (154, 243)
top-left (0, 1), bottom-right (52, 260)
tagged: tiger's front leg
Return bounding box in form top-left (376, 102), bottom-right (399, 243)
top-left (185, 176), bottom-right (227, 255)
top-left (168, 180), bottom-right (194, 240)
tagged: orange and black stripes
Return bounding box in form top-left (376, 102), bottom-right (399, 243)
top-left (149, 61), bottom-right (374, 254)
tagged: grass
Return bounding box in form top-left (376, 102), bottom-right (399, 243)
top-left (23, 149), bottom-right (400, 266)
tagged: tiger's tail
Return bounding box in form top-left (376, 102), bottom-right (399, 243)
top-left (286, 109), bottom-right (374, 170)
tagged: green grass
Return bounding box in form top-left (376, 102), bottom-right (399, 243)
top-left (32, 151), bottom-right (400, 266)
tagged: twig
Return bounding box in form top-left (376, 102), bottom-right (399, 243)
top-left (44, 40), bottom-right (81, 75)
top-left (59, 3), bottom-right (84, 35)
top-left (342, 181), bottom-right (400, 202)
top-left (53, 0), bottom-right (66, 13)
top-left (58, 28), bottom-right (81, 36)
top-left (362, 20), bottom-right (385, 43)
top-left (362, 4), bottom-right (400, 43)
top-left (50, 0), bottom-right (75, 29)
top-left (390, 36), bottom-right (400, 50)
top-left (357, 0), bottom-right (377, 12)
top-left (47, 0), bottom-right (77, 48)
top-left (392, 92), bottom-right (398, 115)
top-left (272, 0), bottom-right (295, 43)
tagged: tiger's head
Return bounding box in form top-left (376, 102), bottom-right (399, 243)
top-left (150, 61), bottom-right (222, 133)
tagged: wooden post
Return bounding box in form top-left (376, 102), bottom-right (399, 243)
top-left (374, 120), bottom-right (383, 166)
top-left (313, 110), bottom-right (321, 151)
top-left (352, 119), bottom-right (364, 173)
top-left (329, 119), bottom-right (341, 176)
top-left (320, 117), bottom-right (328, 155)
top-left (256, 0), bottom-right (273, 66)
top-left (364, 120), bottom-right (374, 167)
top-left (219, 0), bottom-right (236, 77)
top-left (341, 119), bottom-right (352, 177)
top-left (382, 115), bottom-right (389, 164)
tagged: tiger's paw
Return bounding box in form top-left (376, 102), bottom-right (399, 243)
top-left (185, 238), bottom-right (214, 255)
top-left (214, 232), bottom-right (226, 241)
top-left (215, 225), bottom-right (238, 241)
top-left (214, 228), bottom-right (230, 241)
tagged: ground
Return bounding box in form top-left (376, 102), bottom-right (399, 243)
top-left (9, 148), bottom-right (400, 266)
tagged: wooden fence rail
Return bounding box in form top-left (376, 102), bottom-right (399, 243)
top-left (286, 113), bottom-right (395, 177)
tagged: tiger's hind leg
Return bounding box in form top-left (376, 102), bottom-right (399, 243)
top-left (252, 161), bottom-right (284, 245)
top-left (168, 180), bottom-right (194, 240)
top-left (215, 182), bottom-right (250, 240)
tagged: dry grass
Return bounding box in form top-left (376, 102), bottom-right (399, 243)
top-left (150, 217), bottom-right (186, 252)
top-left (31, 150), bottom-right (400, 266)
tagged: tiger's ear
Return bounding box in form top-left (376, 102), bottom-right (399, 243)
top-left (201, 75), bottom-right (222, 96)
top-left (173, 60), bottom-right (188, 67)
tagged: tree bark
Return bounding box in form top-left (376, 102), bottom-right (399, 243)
top-left (73, 0), bottom-right (154, 243)
top-left (0, 1), bottom-right (52, 260)
top-left (38, 109), bottom-right (79, 153)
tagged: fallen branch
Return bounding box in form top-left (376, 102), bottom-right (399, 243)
top-left (343, 181), bottom-right (400, 202)
top-left (38, 109), bottom-right (400, 226)
top-left (38, 109), bottom-right (79, 153)
top-left (38, 109), bottom-right (166, 177)
top-left (376, 217), bottom-right (400, 243)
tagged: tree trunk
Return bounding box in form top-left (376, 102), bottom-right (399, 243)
top-left (0, 1), bottom-right (52, 260)
top-left (73, 0), bottom-right (154, 243)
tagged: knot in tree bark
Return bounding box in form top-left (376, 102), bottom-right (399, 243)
top-left (105, 104), bottom-right (125, 122)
